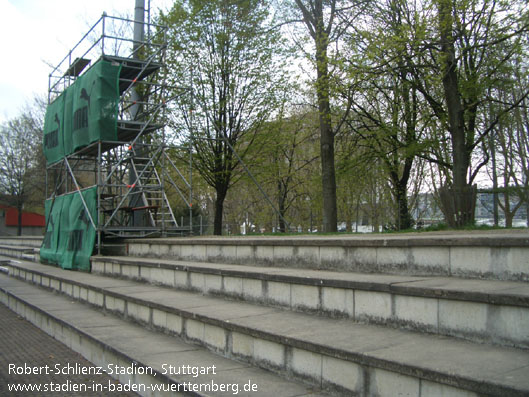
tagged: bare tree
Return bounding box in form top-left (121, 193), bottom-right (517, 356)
top-left (258, 108), bottom-right (319, 232)
top-left (431, 0), bottom-right (529, 226)
top-left (0, 108), bottom-right (44, 235)
top-left (488, 65), bottom-right (529, 227)
top-left (290, 0), bottom-right (365, 232)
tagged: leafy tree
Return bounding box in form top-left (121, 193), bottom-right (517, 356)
top-left (340, 0), bottom-right (433, 230)
top-left (161, 0), bottom-right (289, 235)
top-left (213, 104), bottom-right (320, 234)
top-left (350, 0), bottom-right (529, 227)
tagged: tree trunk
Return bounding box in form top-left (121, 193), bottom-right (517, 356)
top-left (395, 181), bottom-right (413, 230)
top-left (315, 27), bottom-right (337, 233)
top-left (294, 0), bottom-right (338, 233)
top-left (503, 190), bottom-right (513, 228)
top-left (437, 0), bottom-right (474, 226)
top-left (526, 190), bottom-right (529, 228)
top-left (278, 211), bottom-right (286, 233)
top-left (213, 188), bottom-right (227, 236)
top-left (278, 182), bottom-right (287, 233)
top-left (439, 184), bottom-right (477, 227)
top-left (505, 212), bottom-right (514, 228)
top-left (490, 133), bottom-right (499, 226)
top-left (292, 0), bottom-right (339, 232)
top-left (526, 182), bottom-right (529, 227)
top-left (17, 204), bottom-right (23, 236)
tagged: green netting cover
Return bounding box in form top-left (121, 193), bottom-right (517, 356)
top-left (43, 59), bottom-right (121, 163)
top-left (40, 187), bottom-right (97, 271)
top-left (42, 93), bottom-right (66, 164)
top-left (63, 85), bottom-right (74, 157)
top-left (67, 60), bottom-right (121, 153)
top-left (40, 195), bottom-right (64, 264)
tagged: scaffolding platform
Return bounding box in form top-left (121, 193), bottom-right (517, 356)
top-left (43, 13), bottom-right (193, 266)
top-left (102, 55), bottom-right (162, 94)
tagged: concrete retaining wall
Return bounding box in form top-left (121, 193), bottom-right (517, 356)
top-left (126, 232), bottom-right (529, 281)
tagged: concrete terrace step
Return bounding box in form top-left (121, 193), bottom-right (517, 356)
top-left (0, 244), bottom-right (38, 261)
top-left (0, 275), bottom-right (325, 397)
top-left (90, 255), bottom-right (529, 349)
top-left (4, 258), bottom-right (529, 396)
top-left (0, 236), bottom-right (43, 248)
top-left (124, 231), bottom-right (529, 281)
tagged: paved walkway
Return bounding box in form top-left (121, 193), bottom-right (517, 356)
top-left (0, 303), bottom-right (138, 396)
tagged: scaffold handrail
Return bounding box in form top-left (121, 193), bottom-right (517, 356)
top-left (48, 14), bottom-right (104, 83)
top-left (48, 13), bottom-right (168, 103)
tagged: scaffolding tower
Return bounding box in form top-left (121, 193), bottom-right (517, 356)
top-left (43, 12), bottom-right (192, 261)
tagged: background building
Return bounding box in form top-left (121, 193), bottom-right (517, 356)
top-left (0, 204), bottom-right (45, 236)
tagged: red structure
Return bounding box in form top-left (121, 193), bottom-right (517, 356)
top-left (0, 205), bottom-right (45, 235)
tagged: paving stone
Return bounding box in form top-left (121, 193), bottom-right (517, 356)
top-left (0, 302), bottom-right (138, 397)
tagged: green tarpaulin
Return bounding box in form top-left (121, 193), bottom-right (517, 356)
top-left (43, 93), bottom-right (66, 165)
top-left (40, 187), bottom-right (97, 271)
top-left (41, 59), bottom-right (121, 269)
top-left (43, 59), bottom-right (121, 164)
top-left (41, 196), bottom-right (64, 265)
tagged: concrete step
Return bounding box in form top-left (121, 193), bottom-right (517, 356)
top-left (0, 274), bottom-right (325, 397)
top-left (90, 255), bottom-right (529, 349)
top-left (124, 231), bottom-right (529, 281)
top-left (0, 244), bottom-right (38, 261)
top-left (0, 237), bottom-right (126, 261)
top-left (4, 258), bottom-right (529, 396)
top-left (0, 236), bottom-right (43, 248)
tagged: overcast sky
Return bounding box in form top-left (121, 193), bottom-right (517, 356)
top-left (0, 0), bottom-right (171, 123)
